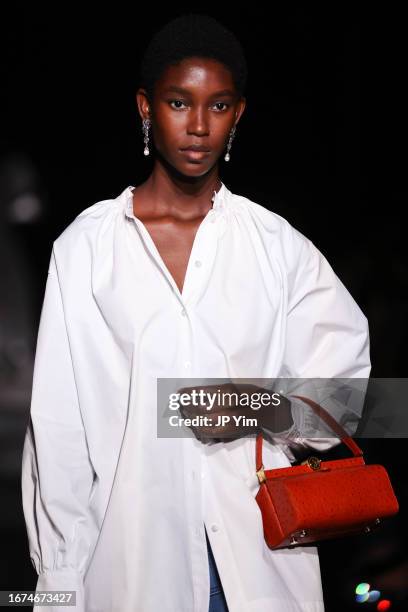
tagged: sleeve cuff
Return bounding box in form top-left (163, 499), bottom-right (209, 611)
top-left (34, 569), bottom-right (84, 611)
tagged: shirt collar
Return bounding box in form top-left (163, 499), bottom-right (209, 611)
top-left (122, 181), bottom-right (229, 220)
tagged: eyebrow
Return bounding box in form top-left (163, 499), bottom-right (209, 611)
top-left (163, 86), bottom-right (235, 97)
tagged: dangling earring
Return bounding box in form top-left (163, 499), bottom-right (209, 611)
top-left (142, 118), bottom-right (151, 156)
top-left (224, 126), bottom-right (236, 162)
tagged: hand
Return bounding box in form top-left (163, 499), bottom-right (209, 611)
top-left (174, 382), bottom-right (293, 442)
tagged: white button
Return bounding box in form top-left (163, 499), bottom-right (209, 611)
top-left (194, 260), bottom-right (202, 267)
top-left (201, 471), bottom-right (205, 479)
top-left (181, 309), bottom-right (187, 316)
top-left (184, 361), bottom-right (191, 369)
top-left (192, 470), bottom-right (196, 480)
top-left (211, 524), bottom-right (219, 532)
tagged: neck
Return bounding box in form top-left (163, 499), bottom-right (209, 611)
top-left (135, 162), bottom-right (222, 217)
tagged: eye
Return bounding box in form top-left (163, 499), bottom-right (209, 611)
top-left (169, 99), bottom-right (187, 109)
top-left (212, 102), bottom-right (230, 112)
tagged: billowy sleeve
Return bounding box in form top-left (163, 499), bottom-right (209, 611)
top-left (21, 246), bottom-right (96, 612)
top-left (265, 226), bottom-right (371, 462)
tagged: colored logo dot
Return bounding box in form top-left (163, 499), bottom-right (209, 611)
top-left (368, 590), bottom-right (381, 602)
top-left (377, 600), bottom-right (391, 611)
top-left (356, 593), bottom-right (370, 603)
top-left (355, 582), bottom-right (370, 595)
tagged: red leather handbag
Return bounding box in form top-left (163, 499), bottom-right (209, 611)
top-left (255, 394), bottom-right (400, 549)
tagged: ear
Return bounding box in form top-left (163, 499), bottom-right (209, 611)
top-left (234, 96), bottom-right (247, 126)
top-left (136, 88), bottom-right (151, 121)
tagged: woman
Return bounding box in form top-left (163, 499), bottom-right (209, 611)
top-left (21, 13), bottom-right (370, 612)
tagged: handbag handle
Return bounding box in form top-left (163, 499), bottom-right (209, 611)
top-left (256, 394), bottom-right (364, 473)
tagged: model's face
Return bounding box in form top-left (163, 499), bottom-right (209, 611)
top-left (137, 57), bottom-right (246, 176)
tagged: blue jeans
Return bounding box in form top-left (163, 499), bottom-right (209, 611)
top-left (205, 527), bottom-right (229, 612)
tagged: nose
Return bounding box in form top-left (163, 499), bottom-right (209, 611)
top-left (187, 107), bottom-right (209, 136)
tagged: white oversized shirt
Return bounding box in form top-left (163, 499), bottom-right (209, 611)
top-left (21, 181), bottom-right (371, 612)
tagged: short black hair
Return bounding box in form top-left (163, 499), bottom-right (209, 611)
top-left (139, 13), bottom-right (248, 102)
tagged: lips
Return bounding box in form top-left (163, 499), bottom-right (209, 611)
top-left (180, 146), bottom-right (211, 152)
top-left (180, 148), bottom-right (211, 161)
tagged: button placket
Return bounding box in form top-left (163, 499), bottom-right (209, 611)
top-left (181, 186), bottom-right (225, 301)
top-left (182, 217), bottom-right (219, 309)
top-left (183, 438), bottom-right (204, 547)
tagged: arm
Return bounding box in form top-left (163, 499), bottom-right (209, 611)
top-left (265, 228), bottom-right (371, 462)
top-left (21, 246), bottom-right (97, 611)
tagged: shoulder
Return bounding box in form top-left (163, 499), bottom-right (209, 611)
top-left (55, 196), bottom-right (117, 242)
top-left (230, 190), bottom-right (316, 264)
top-left (51, 190), bottom-right (126, 265)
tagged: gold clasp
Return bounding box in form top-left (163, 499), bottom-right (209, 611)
top-left (301, 456), bottom-right (321, 471)
top-left (256, 465), bottom-right (266, 484)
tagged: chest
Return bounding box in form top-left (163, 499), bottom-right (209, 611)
top-left (142, 217), bottom-right (205, 295)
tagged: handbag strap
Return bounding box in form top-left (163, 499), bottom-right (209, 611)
top-left (256, 394), bottom-right (364, 472)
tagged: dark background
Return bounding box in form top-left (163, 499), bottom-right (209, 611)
top-left (0, 5), bottom-right (406, 610)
